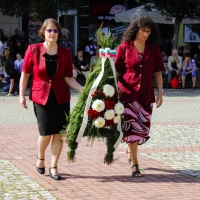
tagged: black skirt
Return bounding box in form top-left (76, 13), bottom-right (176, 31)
top-left (33, 91), bottom-right (70, 136)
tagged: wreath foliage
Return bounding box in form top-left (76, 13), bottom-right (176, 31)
top-left (61, 25), bottom-right (121, 164)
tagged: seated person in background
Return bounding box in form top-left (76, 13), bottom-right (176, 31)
top-left (85, 39), bottom-right (97, 60)
top-left (0, 47), bottom-right (13, 83)
top-left (2, 61), bottom-right (20, 96)
top-left (58, 35), bottom-right (73, 49)
top-left (1, 47), bottom-right (13, 66)
top-left (161, 49), bottom-right (168, 63)
top-left (166, 49), bottom-right (182, 88)
top-left (72, 48), bottom-right (90, 79)
top-left (161, 49), bottom-right (168, 71)
top-left (14, 52), bottom-right (24, 73)
top-left (181, 52), bottom-right (197, 89)
top-left (90, 48), bottom-right (99, 70)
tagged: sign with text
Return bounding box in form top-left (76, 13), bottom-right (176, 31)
top-left (89, 0), bottom-right (125, 24)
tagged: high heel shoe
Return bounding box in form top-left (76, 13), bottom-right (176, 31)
top-left (131, 164), bottom-right (142, 177)
top-left (36, 156), bottom-right (45, 174)
top-left (49, 167), bottom-right (62, 180)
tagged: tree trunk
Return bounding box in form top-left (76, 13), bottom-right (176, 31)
top-left (173, 20), bottom-right (182, 49)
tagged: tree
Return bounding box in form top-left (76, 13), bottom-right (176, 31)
top-left (137, 0), bottom-right (200, 49)
top-left (0, 0), bottom-right (88, 20)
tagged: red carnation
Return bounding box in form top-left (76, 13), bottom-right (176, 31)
top-left (88, 109), bottom-right (101, 120)
top-left (105, 119), bottom-right (114, 127)
top-left (105, 98), bottom-right (116, 110)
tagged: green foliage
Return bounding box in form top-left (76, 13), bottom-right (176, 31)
top-left (63, 25), bottom-right (120, 165)
top-left (137, 0), bottom-right (200, 20)
top-left (0, 0), bottom-right (88, 20)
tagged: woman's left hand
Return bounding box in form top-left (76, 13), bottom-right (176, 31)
top-left (156, 91), bottom-right (163, 108)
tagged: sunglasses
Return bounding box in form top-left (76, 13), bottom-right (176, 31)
top-left (46, 29), bottom-right (59, 33)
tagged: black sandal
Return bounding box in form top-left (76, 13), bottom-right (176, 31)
top-left (49, 167), bottom-right (62, 180)
top-left (131, 164), bottom-right (142, 177)
top-left (36, 156), bottom-right (45, 174)
top-left (182, 86), bottom-right (185, 89)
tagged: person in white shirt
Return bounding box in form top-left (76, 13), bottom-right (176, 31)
top-left (85, 39), bottom-right (97, 60)
top-left (166, 49), bottom-right (182, 88)
top-left (14, 52), bottom-right (24, 73)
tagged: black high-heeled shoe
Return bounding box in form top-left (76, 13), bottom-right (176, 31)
top-left (49, 167), bottom-right (62, 180)
top-left (36, 156), bottom-right (45, 174)
top-left (131, 164), bottom-right (142, 177)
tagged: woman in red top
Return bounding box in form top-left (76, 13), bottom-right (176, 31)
top-left (115, 17), bottom-right (165, 177)
top-left (19, 18), bottom-right (83, 180)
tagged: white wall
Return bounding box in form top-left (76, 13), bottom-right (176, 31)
top-left (0, 12), bottom-right (20, 43)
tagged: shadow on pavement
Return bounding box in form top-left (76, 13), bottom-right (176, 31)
top-left (59, 169), bottom-right (200, 183)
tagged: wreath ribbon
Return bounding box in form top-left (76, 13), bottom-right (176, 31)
top-left (76, 48), bottom-right (123, 149)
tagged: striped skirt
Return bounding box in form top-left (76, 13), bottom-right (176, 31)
top-left (123, 101), bottom-right (153, 145)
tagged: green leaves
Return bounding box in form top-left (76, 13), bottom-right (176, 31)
top-left (138, 0), bottom-right (200, 19)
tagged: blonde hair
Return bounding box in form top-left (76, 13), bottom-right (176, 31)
top-left (38, 18), bottom-right (62, 40)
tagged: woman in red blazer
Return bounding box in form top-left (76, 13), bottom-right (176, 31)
top-left (19, 18), bottom-right (83, 180)
top-left (115, 17), bottom-right (165, 177)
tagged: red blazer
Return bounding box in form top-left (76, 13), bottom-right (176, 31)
top-left (22, 43), bottom-right (73, 105)
top-left (115, 41), bottom-right (165, 104)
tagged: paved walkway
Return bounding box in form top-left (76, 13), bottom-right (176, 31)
top-left (0, 88), bottom-right (200, 200)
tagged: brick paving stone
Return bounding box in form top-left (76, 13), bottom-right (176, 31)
top-left (1, 89), bottom-right (200, 199)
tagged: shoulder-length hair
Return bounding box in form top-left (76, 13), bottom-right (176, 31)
top-left (4, 61), bottom-right (14, 75)
top-left (38, 18), bottom-right (62, 41)
top-left (120, 16), bottom-right (161, 45)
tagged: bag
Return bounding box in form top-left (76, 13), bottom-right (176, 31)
top-left (171, 74), bottom-right (179, 89)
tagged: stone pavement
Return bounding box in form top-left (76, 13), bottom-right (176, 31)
top-left (0, 88), bottom-right (200, 200)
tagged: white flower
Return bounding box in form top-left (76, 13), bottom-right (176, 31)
top-left (94, 117), bottom-right (105, 128)
top-left (103, 84), bottom-right (115, 97)
top-left (114, 102), bottom-right (124, 115)
top-left (104, 109), bottom-right (115, 120)
top-left (92, 99), bottom-right (105, 112)
top-left (113, 115), bottom-right (120, 123)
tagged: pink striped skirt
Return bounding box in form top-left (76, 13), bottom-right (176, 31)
top-left (123, 101), bottom-right (153, 145)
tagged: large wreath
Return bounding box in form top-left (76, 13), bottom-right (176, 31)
top-left (61, 26), bottom-right (123, 164)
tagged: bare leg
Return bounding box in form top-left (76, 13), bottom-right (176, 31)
top-left (128, 141), bottom-right (141, 176)
top-left (192, 77), bottom-right (196, 87)
top-left (37, 135), bottom-right (52, 168)
top-left (50, 134), bottom-right (63, 175)
top-left (181, 76), bottom-right (186, 87)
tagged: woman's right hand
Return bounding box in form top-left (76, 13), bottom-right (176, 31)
top-left (19, 96), bottom-right (28, 109)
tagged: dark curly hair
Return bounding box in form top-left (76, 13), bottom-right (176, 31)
top-left (120, 16), bottom-right (161, 45)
